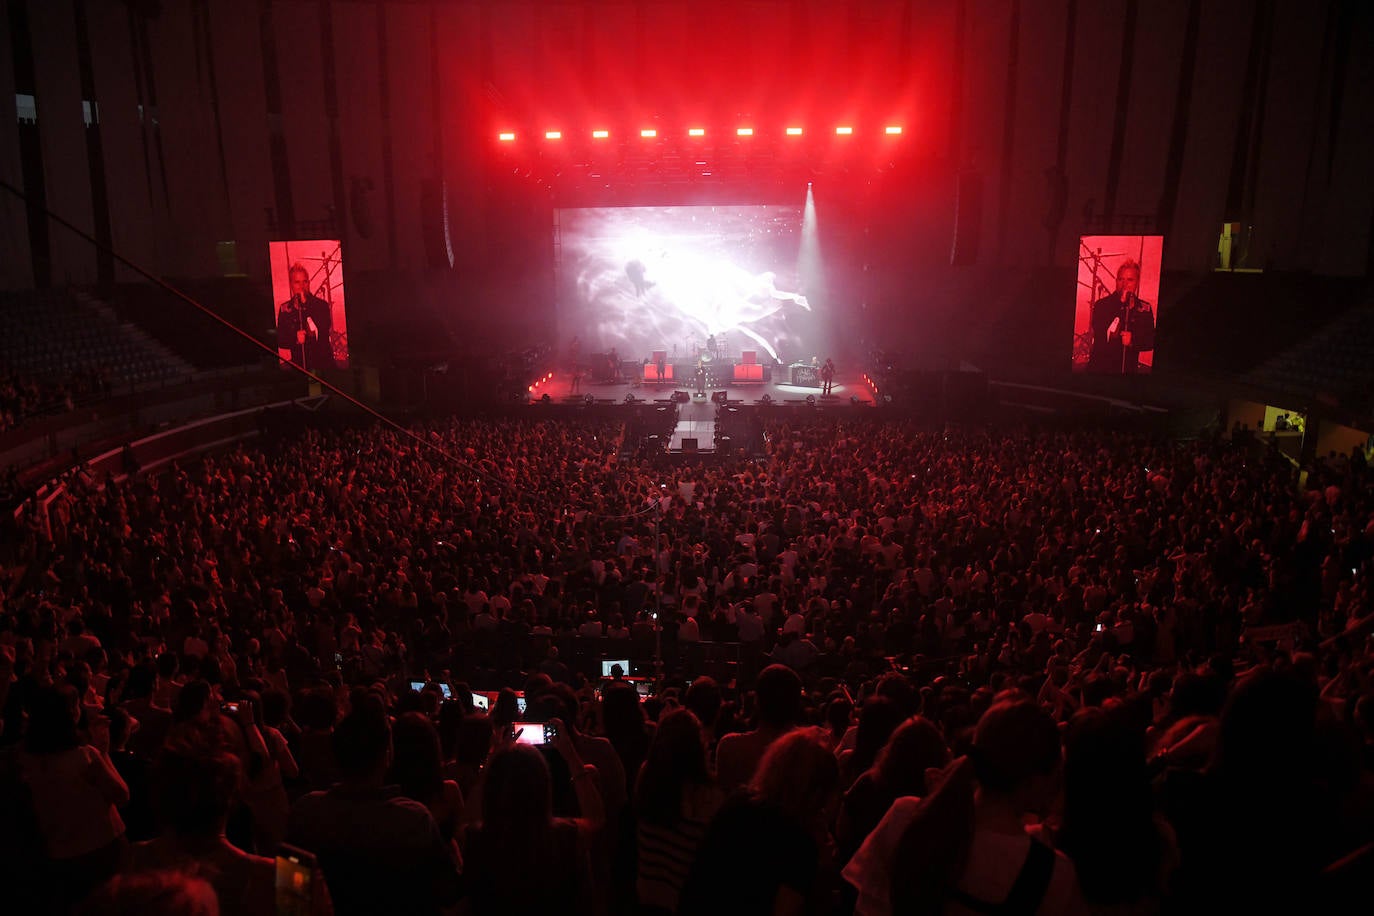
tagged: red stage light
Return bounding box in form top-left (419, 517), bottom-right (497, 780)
top-left (498, 132), bottom-right (516, 141)
top-left (592, 129), bottom-right (609, 139)
top-left (737, 127), bottom-right (754, 136)
top-left (835, 126), bottom-right (853, 135)
top-left (785, 127), bottom-right (803, 136)
top-left (544, 131), bottom-right (562, 140)
top-left (688, 127), bottom-right (705, 137)
top-left (885, 126), bottom-right (902, 135)
top-left (640, 128), bottom-right (657, 138)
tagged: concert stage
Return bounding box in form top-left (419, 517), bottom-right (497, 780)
top-left (530, 360), bottom-right (872, 411)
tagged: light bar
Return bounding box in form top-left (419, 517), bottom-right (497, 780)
top-left (498, 132), bottom-right (515, 141)
top-left (785, 127), bottom-right (803, 136)
top-left (591, 129), bottom-right (609, 139)
top-left (688, 127), bottom-right (705, 137)
top-left (737, 127), bottom-right (754, 136)
top-left (835, 126), bottom-right (853, 135)
top-left (544, 130), bottom-right (561, 140)
top-left (640, 128), bottom-right (657, 138)
top-left (885, 125), bottom-right (903, 135)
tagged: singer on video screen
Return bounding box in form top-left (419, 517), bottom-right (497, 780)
top-left (1087, 258), bottom-right (1155, 374)
top-left (277, 261), bottom-right (336, 371)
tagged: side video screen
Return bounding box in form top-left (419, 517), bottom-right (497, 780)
top-left (1073, 235), bottom-right (1163, 375)
top-left (269, 240), bottom-right (349, 371)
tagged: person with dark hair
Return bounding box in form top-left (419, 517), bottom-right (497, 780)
top-left (592, 681), bottom-right (640, 765)
top-left (685, 676), bottom-right (724, 752)
top-left (294, 687), bottom-right (341, 792)
top-left (1159, 668), bottom-right (1330, 913)
top-left (287, 706), bottom-right (460, 916)
top-left (106, 707), bottom-right (156, 842)
top-left (459, 725), bottom-right (603, 916)
top-left (836, 716), bottom-right (950, 867)
top-left (18, 685), bottom-right (129, 908)
top-left (129, 744), bottom-right (282, 916)
top-left (837, 696), bottom-right (908, 790)
top-left (539, 682), bottom-right (627, 824)
top-left (1054, 707), bottom-right (1175, 912)
top-left (715, 664), bottom-right (802, 792)
top-left (389, 712), bottom-right (464, 846)
top-left (490, 687), bottom-right (521, 731)
top-left (122, 660), bottom-right (173, 760)
top-left (450, 713), bottom-right (494, 802)
top-left (679, 727), bottom-right (841, 916)
top-left (635, 709), bottom-right (723, 914)
top-left (846, 698), bottom-right (1086, 916)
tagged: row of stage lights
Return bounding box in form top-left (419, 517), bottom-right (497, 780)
top-left (499, 125), bottom-right (904, 142)
top-left (527, 370), bottom-right (554, 394)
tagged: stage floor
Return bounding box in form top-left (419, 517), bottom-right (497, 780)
top-left (533, 365), bottom-right (874, 409)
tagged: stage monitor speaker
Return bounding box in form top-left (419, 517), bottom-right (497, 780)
top-left (950, 170), bottom-right (983, 266)
top-left (681, 438), bottom-right (698, 452)
top-left (420, 177), bottom-right (455, 269)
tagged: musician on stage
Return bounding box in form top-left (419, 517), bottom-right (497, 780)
top-left (1087, 259), bottom-right (1155, 374)
top-left (277, 262), bottom-right (336, 370)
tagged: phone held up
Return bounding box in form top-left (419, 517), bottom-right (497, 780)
top-left (276, 844), bottom-right (316, 916)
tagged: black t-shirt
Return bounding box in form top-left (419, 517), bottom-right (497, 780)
top-left (678, 794), bottom-right (819, 916)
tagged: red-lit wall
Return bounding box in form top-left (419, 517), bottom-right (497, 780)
top-left (1, 0), bottom-right (1370, 291)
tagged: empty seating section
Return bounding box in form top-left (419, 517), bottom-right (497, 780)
top-left (100, 280), bottom-right (269, 369)
top-left (0, 287), bottom-right (191, 390)
top-left (1245, 304), bottom-right (1374, 411)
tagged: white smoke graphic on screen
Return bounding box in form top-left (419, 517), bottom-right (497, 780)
top-left (559, 206), bottom-right (814, 363)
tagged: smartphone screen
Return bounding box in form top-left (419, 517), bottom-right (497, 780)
top-left (276, 844), bottom-right (315, 916)
top-left (512, 724), bottom-right (545, 746)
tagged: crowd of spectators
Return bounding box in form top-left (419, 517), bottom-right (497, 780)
top-left (0, 367), bottom-right (112, 434)
top-left (1, 413), bottom-right (1372, 914)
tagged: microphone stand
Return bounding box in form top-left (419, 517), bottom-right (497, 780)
top-left (1120, 293), bottom-right (1131, 374)
top-left (296, 295), bottom-right (309, 374)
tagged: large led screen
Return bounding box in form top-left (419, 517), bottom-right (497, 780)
top-left (270, 240), bottom-right (349, 371)
top-left (1073, 235), bottom-right (1163, 374)
top-left (556, 206), bottom-right (817, 366)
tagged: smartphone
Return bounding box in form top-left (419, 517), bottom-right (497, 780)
top-left (221, 702), bottom-right (240, 715)
top-left (276, 844), bottom-right (316, 916)
top-left (1095, 623), bottom-right (1105, 633)
top-left (512, 722), bottom-right (557, 746)
top-left (408, 680), bottom-right (426, 694)
top-left (470, 691), bottom-right (490, 711)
